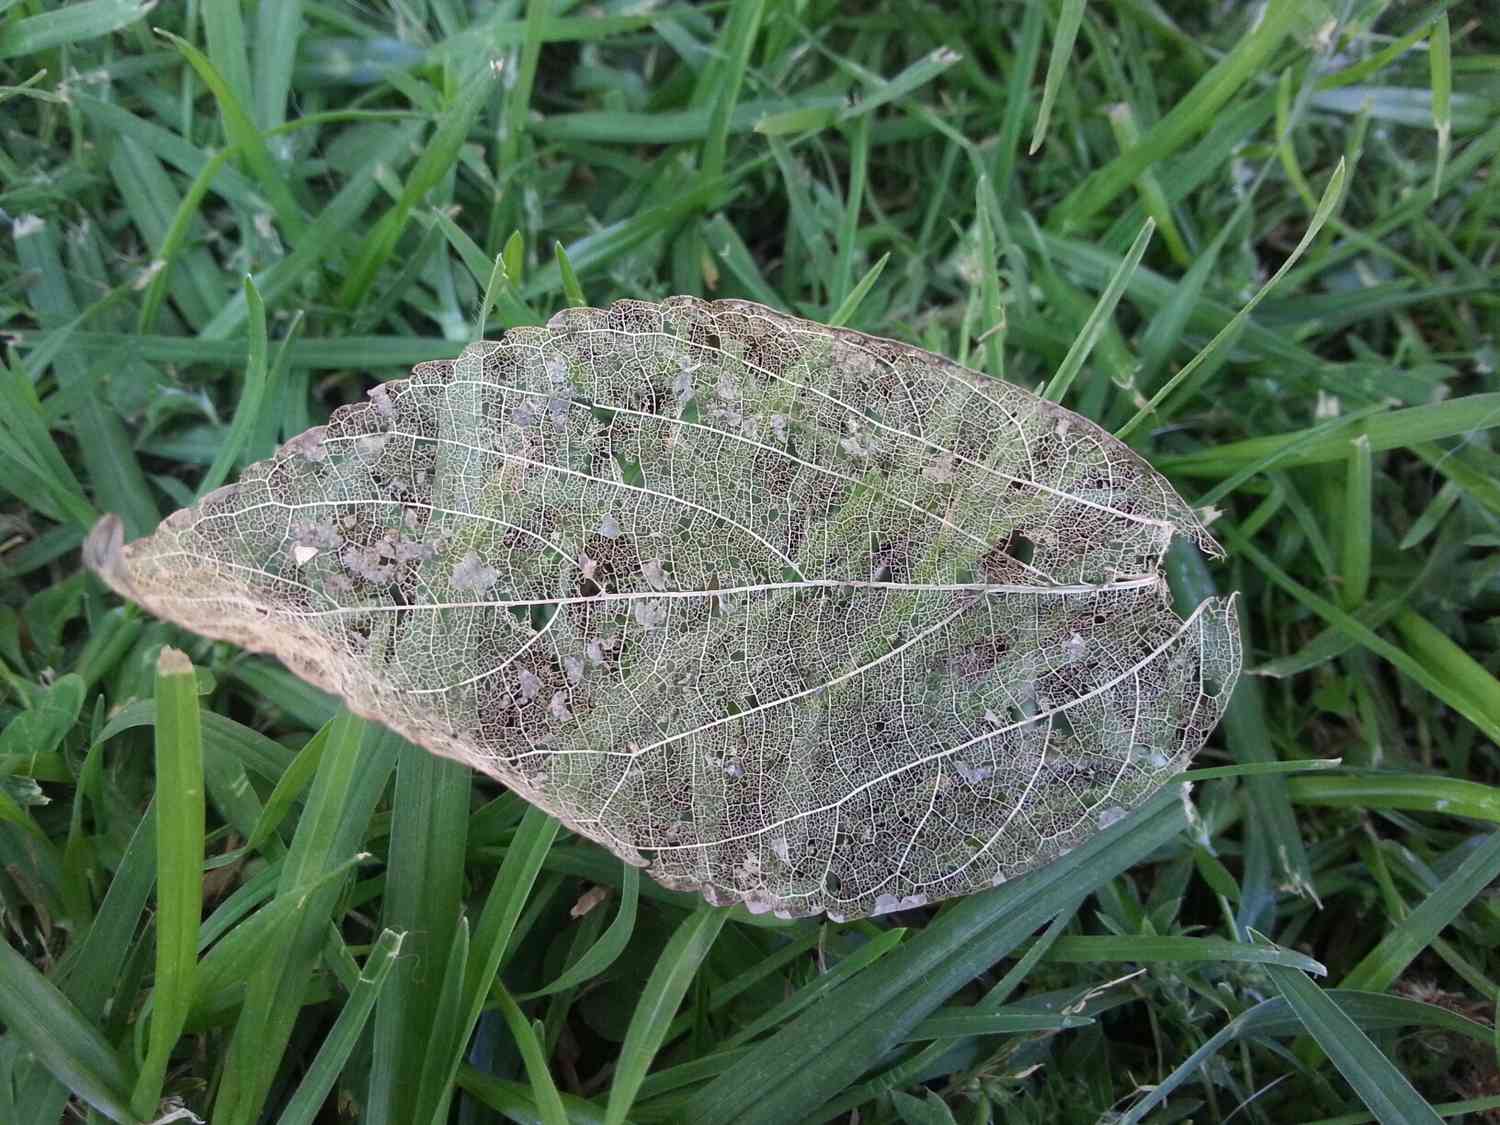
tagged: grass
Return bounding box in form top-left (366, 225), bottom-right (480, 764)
top-left (1, 1), bottom-right (1498, 1122)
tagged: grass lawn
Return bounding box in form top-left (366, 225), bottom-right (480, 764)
top-left (3, 1), bottom-right (1499, 1123)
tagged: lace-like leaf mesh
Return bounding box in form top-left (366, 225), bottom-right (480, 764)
top-left (86, 298), bottom-right (1240, 920)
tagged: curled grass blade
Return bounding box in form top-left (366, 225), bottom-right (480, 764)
top-left (517, 862), bottom-right (640, 1000)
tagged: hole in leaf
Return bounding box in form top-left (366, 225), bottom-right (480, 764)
top-left (1000, 530), bottom-right (1035, 567)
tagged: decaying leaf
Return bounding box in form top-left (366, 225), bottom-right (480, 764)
top-left (85, 297), bottom-right (1240, 920)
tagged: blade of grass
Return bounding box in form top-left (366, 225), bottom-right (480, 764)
top-left (492, 981), bottom-right (570, 1125)
top-left (993, 0), bottom-right (1044, 197)
top-left (417, 804), bottom-right (560, 1124)
top-left (1105, 102), bottom-right (1191, 265)
top-left (826, 252), bottom-right (889, 329)
top-left (685, 789), bottom-right (1187, 1125)
top-left (701, 0), bottom-right (766, 182)
top-left (129, 648), bottom-right (204, 1120)
top-left (1287, 773), bottom-right (1500, 824)
top-left (0, 358), bottom-right (97, 528)
top-left (155, 29), bottom-right (306, 240)
top-left (458, 1065), bottom-right (610, 1125)
top-left (212, 713), bottom-right (394, 1124)
top-left (1262, 953), bottom-right (1444, 1125)
top-left (555, 241), bottom-right (587, 308)
top-left (1391, 609), bottom-right (1500, 738)
top-left (0, 0), bottom-right (150, 58)
top-left (1340, 832), bottom-right (1500, 994)
top-left (1168, 539), bottom-right (1311, 928)
top-left (252, 0), bottom-right (303, 130)
top-left (13, 216), bottom-right (159, 538)
top-left (1116, 158), bottom-right (1346, 440)
top-left (0, 938), bottom-right (138, 1124)
top-left (1042, 218), bottom-right (1153, 403)
top-left (1429, 14), bottom-right (1452, 199)
top-left (1161, 392), bottom-right (1500, 476)
top-left (973, 174), bottom-right (1005, 378)
top-left (1120, 990), bottom-right (1482, 1124)
top-left (486, 0), bottom-right (549, 248)
top-left (367, 741), bottom-right (471, 1125)
top-left (517, 863), bottom-right (640, 1000)
top-left (196, 276), bottom-right (268, 498)
top-left (830, 113), bottom-right (869, 308)
top-left (606, 905), bottom-right (729, 1125)
top-left (272, 928), bottom-right (403, 1125)
top-left (1029, 0), bottom-right (1085, 155)
top-left (1222, 522), bottom-right (1500, 745)
top-left (1341, 435), bottom-right (1373, 608)
top-left (338, 69), bottom-right (496, 307)
top-left (1043, 935), bottom-right (1324, 972)
top-left (1049, 0), bottom-right (1303, 228)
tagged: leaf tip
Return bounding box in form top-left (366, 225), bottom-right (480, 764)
top-left (83, 513), bottom-right (130, 593)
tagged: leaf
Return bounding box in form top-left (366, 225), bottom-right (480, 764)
top-left (85, 297), bottom-right (1240, 920)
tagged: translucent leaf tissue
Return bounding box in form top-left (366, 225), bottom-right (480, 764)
top-left (86, 298), bottom-right (1240, 920)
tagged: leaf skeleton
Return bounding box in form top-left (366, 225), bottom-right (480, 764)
top-left (86, 296), bottom-right (1240, 921)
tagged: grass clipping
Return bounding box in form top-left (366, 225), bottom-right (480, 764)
top-left (86, 297), bottom-right (1240, 920)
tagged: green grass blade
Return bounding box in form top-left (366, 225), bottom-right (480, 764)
top-left (1116, 158), bottom-right (1346, 440)
top-left (492, 981), bottom-right (570, 1125)
top-left (367, 742), bottom-right (471, 1125)
top-left (272, 928), bottom-right (402, 1125)
top-left (1391, 610), bottom-right (1500, 738)
top-left (685, 790), bottom-right (1187, 1125)
top-left (1287, 773), bottom-right (1500, 824)
top-left (606, 906), bottom-right (729, 1125)
top-left (129, 648), bottom-right (204, 1120)
top-left (1222, 523), bottom-right (1500, 745)
top-left (826, 251), bottom-right (889, 329)
top-left (1262, 954), bottom-right (1444, 1125)
top-left (1429, 14), bottom-right (1452, 198)
top-left (0, 0), bottom-right (149, 58)
top-left (12, 216), bottom-right (159, 538)
top-left (155, 29), bottom-right (306, 240)
top-left (1042, 218), bottom-right (1153, 404)
top-left (0, 358), bottom-right (97, 528)
top-left (212, 713), bottom-right (394, 1124)
top-left (905, 1010), bottom-right (1093, 1040)
top-left (0, 938), bottom-right (138, 1124)
top-left (416, 804), bottom-right (560, 1123)
top-left (830, 113), bottom-right (869, 308)
top-left (555, 241), bottom-right (587, 308)
top-left (252, 0), bottom-right (303, 130)
top-left (458, 1065), bottom-right (610, 1125)
top-left (338, 72), bottom-right (495, 307)
top-left (196, 276), bottom-right (268, 498)
top-left (1049, 0), bottom-right (1303, 227)
top-left (1029, 0), bottom-right (1085, 155)
top-left (1159, 392), bottom-right (1500, 477)
top-left (1119, 990), bottom-right (1481, 1124)
top-left (1341, 832), bottom-right (1500, 994)
top-left (1341, 434), bottom-right (1372, 608)
top-left (720, 927), bottom-right (907, 1051)
top-left (517, 863), bottom-right (640, 1000)
top-left (701, 0), bottom-right (766, 182)
top-left (1043, 935), bottom-right (1325, 972)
